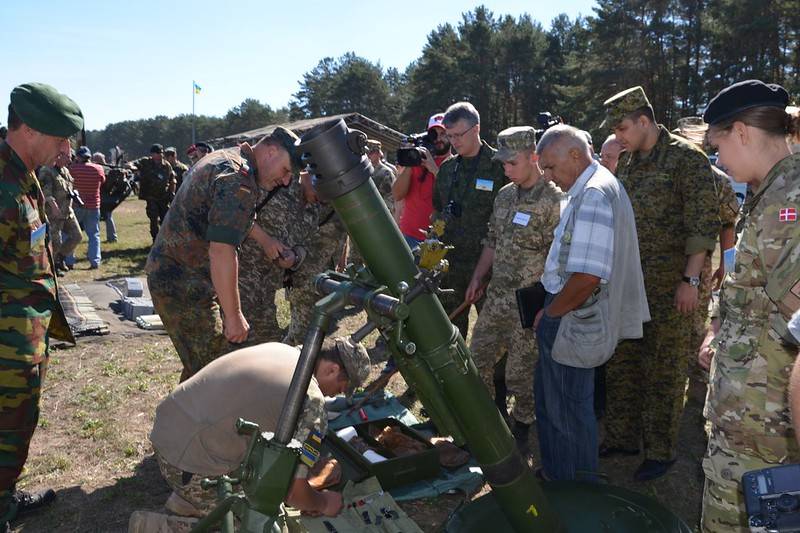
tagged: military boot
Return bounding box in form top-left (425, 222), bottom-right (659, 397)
top-left (14, 488), bottom-right (56, 514)
top-left (511, 420), bottom-right (531, 455)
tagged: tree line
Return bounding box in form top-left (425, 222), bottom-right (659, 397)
top-left (88, 1), bottom-right (799, 159)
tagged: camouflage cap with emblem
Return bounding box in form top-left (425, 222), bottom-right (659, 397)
top-left (601, 86), bottom-right (653, 130)
top-left (10, 82), bottom-right (84, 137)
top-left (268, 126), bottom-right (303, 173)
top-left (493, 126), bottom-right (537, 161)
top-left (333, 336), bottom-right (371, 395)
top-left (366, 139), bottom-right (382, 153)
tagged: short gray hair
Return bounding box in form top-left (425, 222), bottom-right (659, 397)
top-left (536, 125), bottom-right (590, 156)
top-left (443, 102), bottom-right (480, 128)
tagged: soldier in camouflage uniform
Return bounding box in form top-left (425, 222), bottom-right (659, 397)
top-left (149, 338), bottom-right (370, 518)
top-left (146, 128), bottom-right (301, 381)
top-left (130, 144), bottom-right (176, 242)
top-left (0, 83), bottom-right (81, 529)
top-left (601, 87), bottom-right (719, 481)
top-left (366, 139), bottom-right (396, 213)
top-left (239, 176), bottom-right (317, 344)
top-left (284, 200), bottom-right (349, 345)
top-left (164, 146), bottom-right (189, 191)
top-left (696, 80), bottom-right (800, 532)
top-left (37, 151), bottom-right (82, 271)
top-left (466, 127), bottom-right (563, 453)
top-left (433, 102), bottom-right (508, 338)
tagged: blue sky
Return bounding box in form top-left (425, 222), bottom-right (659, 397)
top-left (2, 0), bottom-right (596, 130)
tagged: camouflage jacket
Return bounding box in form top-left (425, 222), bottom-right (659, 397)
top-left (239, 176), bottom-right (318, 286)
top-left (37, 165), bottom-right (74, 219)
top-left (712, 166), bottom-right (740, 229)
top-left (617, 126), bottom-right (718, 275)
top-left (372, 160), bottom-right (396, 212)
top-left (484, 180), bottom-right (564, 294)
top-left (433, 141), bottom-right (508, 277)
top-left (0, 141), bottom-right (74, 362)
top-left (132, 156), bottom-right (175, 202)
top-left (705, 153), bottom-right (800, 456)
top-left (145, 145), bottom-right (262, 295)
top-left (171, 160), bottom-right (189, 190)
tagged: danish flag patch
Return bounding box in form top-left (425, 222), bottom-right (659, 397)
top-left (779, 208), bottom-right (797, 222)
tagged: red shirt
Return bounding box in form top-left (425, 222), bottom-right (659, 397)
top-left (68, 161), bottom-right (105, 209)
top-left (399, 154), bottom-right (448, 240)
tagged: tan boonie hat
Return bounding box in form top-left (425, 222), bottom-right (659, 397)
top-left (601, 86), bottom-right (653, 130)
top-left (366, 139), bottom-right (382, 152)
top-left (334, 337), bottom-right (370, 395)
top-left (493, 126), bottom-right (536, 161)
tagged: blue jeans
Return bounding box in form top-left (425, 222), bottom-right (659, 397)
top-left (70, 207), bottom-right (101, 267)
top-left (403, 234), bottom-right (422, 250)
top-left (105, 213), bottom-right (117, 242)
top-left (534, 293), bottom-right (598, 481)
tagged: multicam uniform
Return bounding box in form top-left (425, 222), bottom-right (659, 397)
top-left (0, 141), bottom-right (74, 512)
top-left (239, 178), bottom-right (317, 345)
top-left (150, 344), bottom-right (326, 512)
top-left (37, 164), bottom-right (81, 261)
top-left (701, 153), bottom-right (800, 532)
top-left (433, 141), bottom-right (508, 337)
top-left (132, 157), bottom-right (176, 241)
top-left (469, 179), bottom-right (563, 425)
top-left (284, 205), bottom-right (348, 345)
top-left (146, 145), bottom-right (261, 379)
top-left (171, 159), bottom-right (189, 191)
top-left (372, 160), bottom-right (396, 214)
top-left (606, 126), bottom-right (719, 461)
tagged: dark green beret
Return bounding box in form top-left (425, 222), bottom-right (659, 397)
top-left (703, 79), bottom-right (789, 126)
top-left (269, 126), bottom-right (302, 173)
top-left (10, 82), bottom-right (84, 137)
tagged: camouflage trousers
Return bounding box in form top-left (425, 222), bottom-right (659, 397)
top-left (605, 282), bottom-right (691, 461)
top-left (700, 426), bottom-right (798, 532)
top-left (50, 213), bottom-right (82, 260)
top-left (240, 267), bottom-right (285, 346)
top-left (469, 288), bottom-right (536, 424)
top-left (438, 270), bottom-right (483, 340)
top-left (688, 255), bottom-right (714, 383)
top-left (0, 360), bottom-right (46, 514)
top-left (148, 272), bottom-right (237, 381)
top-left (155, 451), bottom-right (218, 514)
top-left (146, 200), bottom-right (170, 242)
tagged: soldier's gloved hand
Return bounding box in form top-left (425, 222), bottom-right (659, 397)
top-left (224, 311), bottom-right (250, 344)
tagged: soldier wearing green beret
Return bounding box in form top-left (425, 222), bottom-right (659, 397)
top-left (0, 82), bottom-right (82, 529)
top-left (599, 86), bottom-right (720, 481)
top-left (146, 127), bottom-right (302, 381)
top-left (465, 126), bottom-right (564, 453)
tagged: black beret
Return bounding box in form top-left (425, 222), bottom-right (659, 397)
top-left (10, 82), bottom-right (84, 137)
top-left (150, 143), bottom-right (163, 154)
top-left (703, 79), bottom-right (789, 126)
top-left (195, 142), bottom-right (213, 152)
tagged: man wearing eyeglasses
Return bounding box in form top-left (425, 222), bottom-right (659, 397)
top-left (432, 102), bottom-right (508, 337)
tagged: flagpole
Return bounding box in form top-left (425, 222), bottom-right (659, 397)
top-left (191, 80), bottom-right (196, 144)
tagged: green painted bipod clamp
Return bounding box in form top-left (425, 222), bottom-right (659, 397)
top-left (297, 119), bottom-right (563, 532)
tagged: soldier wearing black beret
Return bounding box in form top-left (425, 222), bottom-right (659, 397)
top-left (0, 82), bottom-right (83, 530)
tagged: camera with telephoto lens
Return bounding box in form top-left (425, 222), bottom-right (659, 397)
top-left (534, 112), bottom-right (563, 142)
top-left (396, 132), bottom-right (433, 167)
top-left (742, 464), bottom-right (800, 532)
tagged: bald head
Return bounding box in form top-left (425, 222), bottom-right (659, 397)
top-left (535, 125), bottom-right (594, 192)
top-left (600, 134), bottom-right (623, 173)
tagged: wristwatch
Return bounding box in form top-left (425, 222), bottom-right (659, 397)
top-left (682, 275), bottom-right (701, 287)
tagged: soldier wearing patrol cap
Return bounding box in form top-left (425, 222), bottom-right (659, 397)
top-left (697, 80), bottom-right (800, 532)
top-left (163, 146), bottom-right (189, 191)
top-left (600, 86), bottom-right (720, 481)
top-left (0, 82), bottom-right (82, 529)
top-left (465, 126), bottom-right (564, 454)
top-left (146, 126), bottom-right (303, 381)
top-left (145, 337), bottom-right (371, 525)
top-left (129, 143), bottom-right (176, 242)
top-left (365, 139), bottom-right (396, 214)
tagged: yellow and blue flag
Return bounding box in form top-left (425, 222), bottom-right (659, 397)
top-left (193, 82), bottom-right (202, 94)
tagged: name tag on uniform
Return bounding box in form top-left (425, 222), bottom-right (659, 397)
top-left (512, 212), bottom-right (531, 226)
top-left (475, 178), bottom-right (494, 192)
top-left (31, 223), bottom-right (47, 250)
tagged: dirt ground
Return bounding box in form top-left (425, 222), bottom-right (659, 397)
top-left (14, 198), bottom-right (708, 532)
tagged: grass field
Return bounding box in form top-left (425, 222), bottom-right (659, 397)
top-left (15, 197), bottom-right (707, 532)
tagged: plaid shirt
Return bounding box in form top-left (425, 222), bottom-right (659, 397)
top-left (542, 161), bottom-right (615, 294)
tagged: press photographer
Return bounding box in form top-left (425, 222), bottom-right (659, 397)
top-left (392, 112), bottom-right (452, 248)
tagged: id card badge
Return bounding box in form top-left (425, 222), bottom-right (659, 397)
top-left (512, 212), bottom-right (531, 226)
top-left (475, 178), bottom-right (494, 192)
top-left (31, 223), bottom-right (47, 251)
